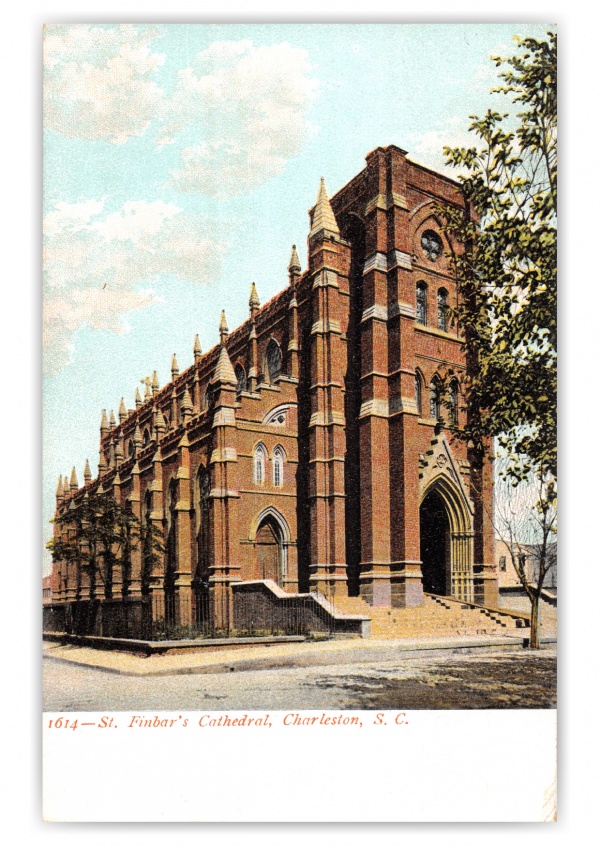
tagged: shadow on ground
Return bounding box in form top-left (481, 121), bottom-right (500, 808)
top-left (307, 652), bottom-right (557, 709)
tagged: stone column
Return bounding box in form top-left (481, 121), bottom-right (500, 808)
top-left (172, 432), bottom-right (193, 626)
top-left (128, 461), bottom-right (143, 600)
top-left (148, 445), bottom-right (165, 622)
top-left (208, 344), bottom-right (241, 631)
top-left (307, 182), bottom-right (350, 600)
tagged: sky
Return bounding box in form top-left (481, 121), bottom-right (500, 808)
top-left (42, 22), bottom-right (553, 572)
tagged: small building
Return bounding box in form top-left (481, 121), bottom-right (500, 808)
top-left (42, 575), bottom-right (52, 606)
top-left (496, 539), bottom-right (557, 591)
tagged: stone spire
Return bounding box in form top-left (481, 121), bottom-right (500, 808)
top-left (133, 421), bottom-right (143, 451)
top-left (56, 476), bottom-right (64, 502)
top-left (249, 282), bottom-right (260, 312)
top-left (288, 244), bottom-right (301, 273)
top-left (119, 398), bottom-right (127, 423)
top-left (309, 177), bottom-right (339, 241)
top-left (211, 343), bottom-right (237, 386)
top-left (193, 333), bottom-right (202, 363)
top-left (152, 371), bottom-right (160, 396)
top-left (171, 354), bottom-right (179, 380)
top-left (219, 310), bottom-right (229, 344)
top-left (70, 466), bottom-right (78, 492)
top-left (155, 408), bottom-right (166, 438)
top-left (83, 459), bottom-right (91, 484)
top-left (100, 409), bottom-right (109, 436)
top-left (109, 410), bottom-right (116, 430)
top-left (181, 386), bottom-right (193, 424)
top-left (135, 386), bottom-right (142, 408)
top-left (98, 446), bottom-right (107, 474)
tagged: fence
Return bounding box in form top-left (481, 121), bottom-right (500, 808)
top-left (43, 582), bottom-right (368, 641)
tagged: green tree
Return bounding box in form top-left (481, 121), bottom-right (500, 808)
top-left (49, 490), bottom-right (163, 603)
top-left (437, 32), bottom-right (557, 647)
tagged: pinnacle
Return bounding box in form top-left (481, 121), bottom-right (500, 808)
top-left (171, 354), bottom-right (179, 379)
top-left (100, 409), bottom-right (109, 433)
top-left (70, 466), bottom-right (78, 491)
top-left (135, 386), bottom-right (142, 407)
top-left (310, 176), bottom-right (340, 240)
top-left (249, 282), bottom-right (260, 310)
top-left (84, 459), bottom-right (92, 483)
top-left (181, 386), bottom-right (193, 412)
top-left (119, 398), bottom-right (127, 422)
top-left (109, 410), bottom-right (116, 429)
top-left (219, 309), bottom-right (229, 342)
top-left (56, 476), bottom-right (63, 498)
top-left (194, 333), bottom-right (202, 362)
top-left (288, 244), bottom-right (301, 272)
top-left (211, 343), bottom-right (237, 386)
top-left (156, 409), bottom-right (166, 433)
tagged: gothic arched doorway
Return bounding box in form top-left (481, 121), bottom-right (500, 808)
top-left (252, 509), bottom-right (289, 585)
top-left (256, 518), bottom-right (282, 583)
top-left (419, 490), bottom-right (451, 596)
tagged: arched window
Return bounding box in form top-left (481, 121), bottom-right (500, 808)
top-left (416, 282), bottom-right (428, 325)
top-left (143, 427), bottom-right (150, 446)
top-left (415, 372), bottom-right (423, 417)
top-left (450, 380), bottom-right (459, 426)
top-left (234, 363), bottom-right (246, 396)
top-left (429, 380), bottom-right (441, 421)
top-left (202, 384), bottom-right (214, 413)
top-left (254, 444), bottom-right (266, 484)
top-left (273, 446), bottom-right (284, 487)
top-left (266, 339), bottom-right (282, 383)
top-left (437, 288), bottom-right (449, 332)
top-left (128, 439), bottom-right (134, 459)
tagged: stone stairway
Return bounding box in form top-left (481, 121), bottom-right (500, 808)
top-left (331, 593), bottom-right (531, 639)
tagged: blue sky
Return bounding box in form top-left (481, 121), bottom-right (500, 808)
top-left (42, 22), bottom-right (553, 570)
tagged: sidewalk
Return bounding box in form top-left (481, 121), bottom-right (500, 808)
top-left (43, 632), bottom-right (556, 678)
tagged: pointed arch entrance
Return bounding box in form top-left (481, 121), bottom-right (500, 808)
top-left (419, 475), bottom-right (474, 602)
top-left (420, 490), bottom-right (450, 596)
top-left (250, 507), bottom-right (290, 585)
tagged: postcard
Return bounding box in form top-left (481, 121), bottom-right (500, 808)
top-left (42, 22), bottom-right (557, 822)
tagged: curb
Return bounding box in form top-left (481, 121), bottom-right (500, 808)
top-left (43, 636), bottom-right (557, 678)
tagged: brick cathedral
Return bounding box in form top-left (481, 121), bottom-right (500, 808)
top-left (49, 146), bottom-right (498, 637)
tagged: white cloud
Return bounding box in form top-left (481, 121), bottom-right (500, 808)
top-left (159, 40), bottom-right (318, 196)
top-left (43, 24), bottom-right (165, 144)
top-left (406, 118), bottom-right (476, 179)
top-left (43, 31), bottom-right (318, 195)
top-left (43, 200), bottom-right (226, 376)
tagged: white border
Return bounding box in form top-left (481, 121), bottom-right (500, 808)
top-left (2, 1), bottom-right (597, 840)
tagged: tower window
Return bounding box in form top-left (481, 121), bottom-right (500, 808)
top-left (421, 229), bottom-right (443, 262)
top-left (450, 380), bottom-right (459, 426)
top-left (437, 288), bottom-right (449, 332)
top-left (254, 444), bottom-right (266, 485)
top-left (266, 339), bottom-right (282, 383)
top-left (416, 282), bottom-right (427, 325)
top-left (429, 381), bottom-right (441, 421)
top-left (273, 446), bottom-right (284, 487)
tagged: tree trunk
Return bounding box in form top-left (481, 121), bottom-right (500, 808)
top-left (529, 593), bottom-right (541, 649)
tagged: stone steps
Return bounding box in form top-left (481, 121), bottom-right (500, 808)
top-left (331, 594), bottom-right (529, 639)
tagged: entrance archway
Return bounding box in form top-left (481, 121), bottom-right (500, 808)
top-left (252, 509), bottom-right (289, 584)
top-left (419, 490), bottom-right (450, 595)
